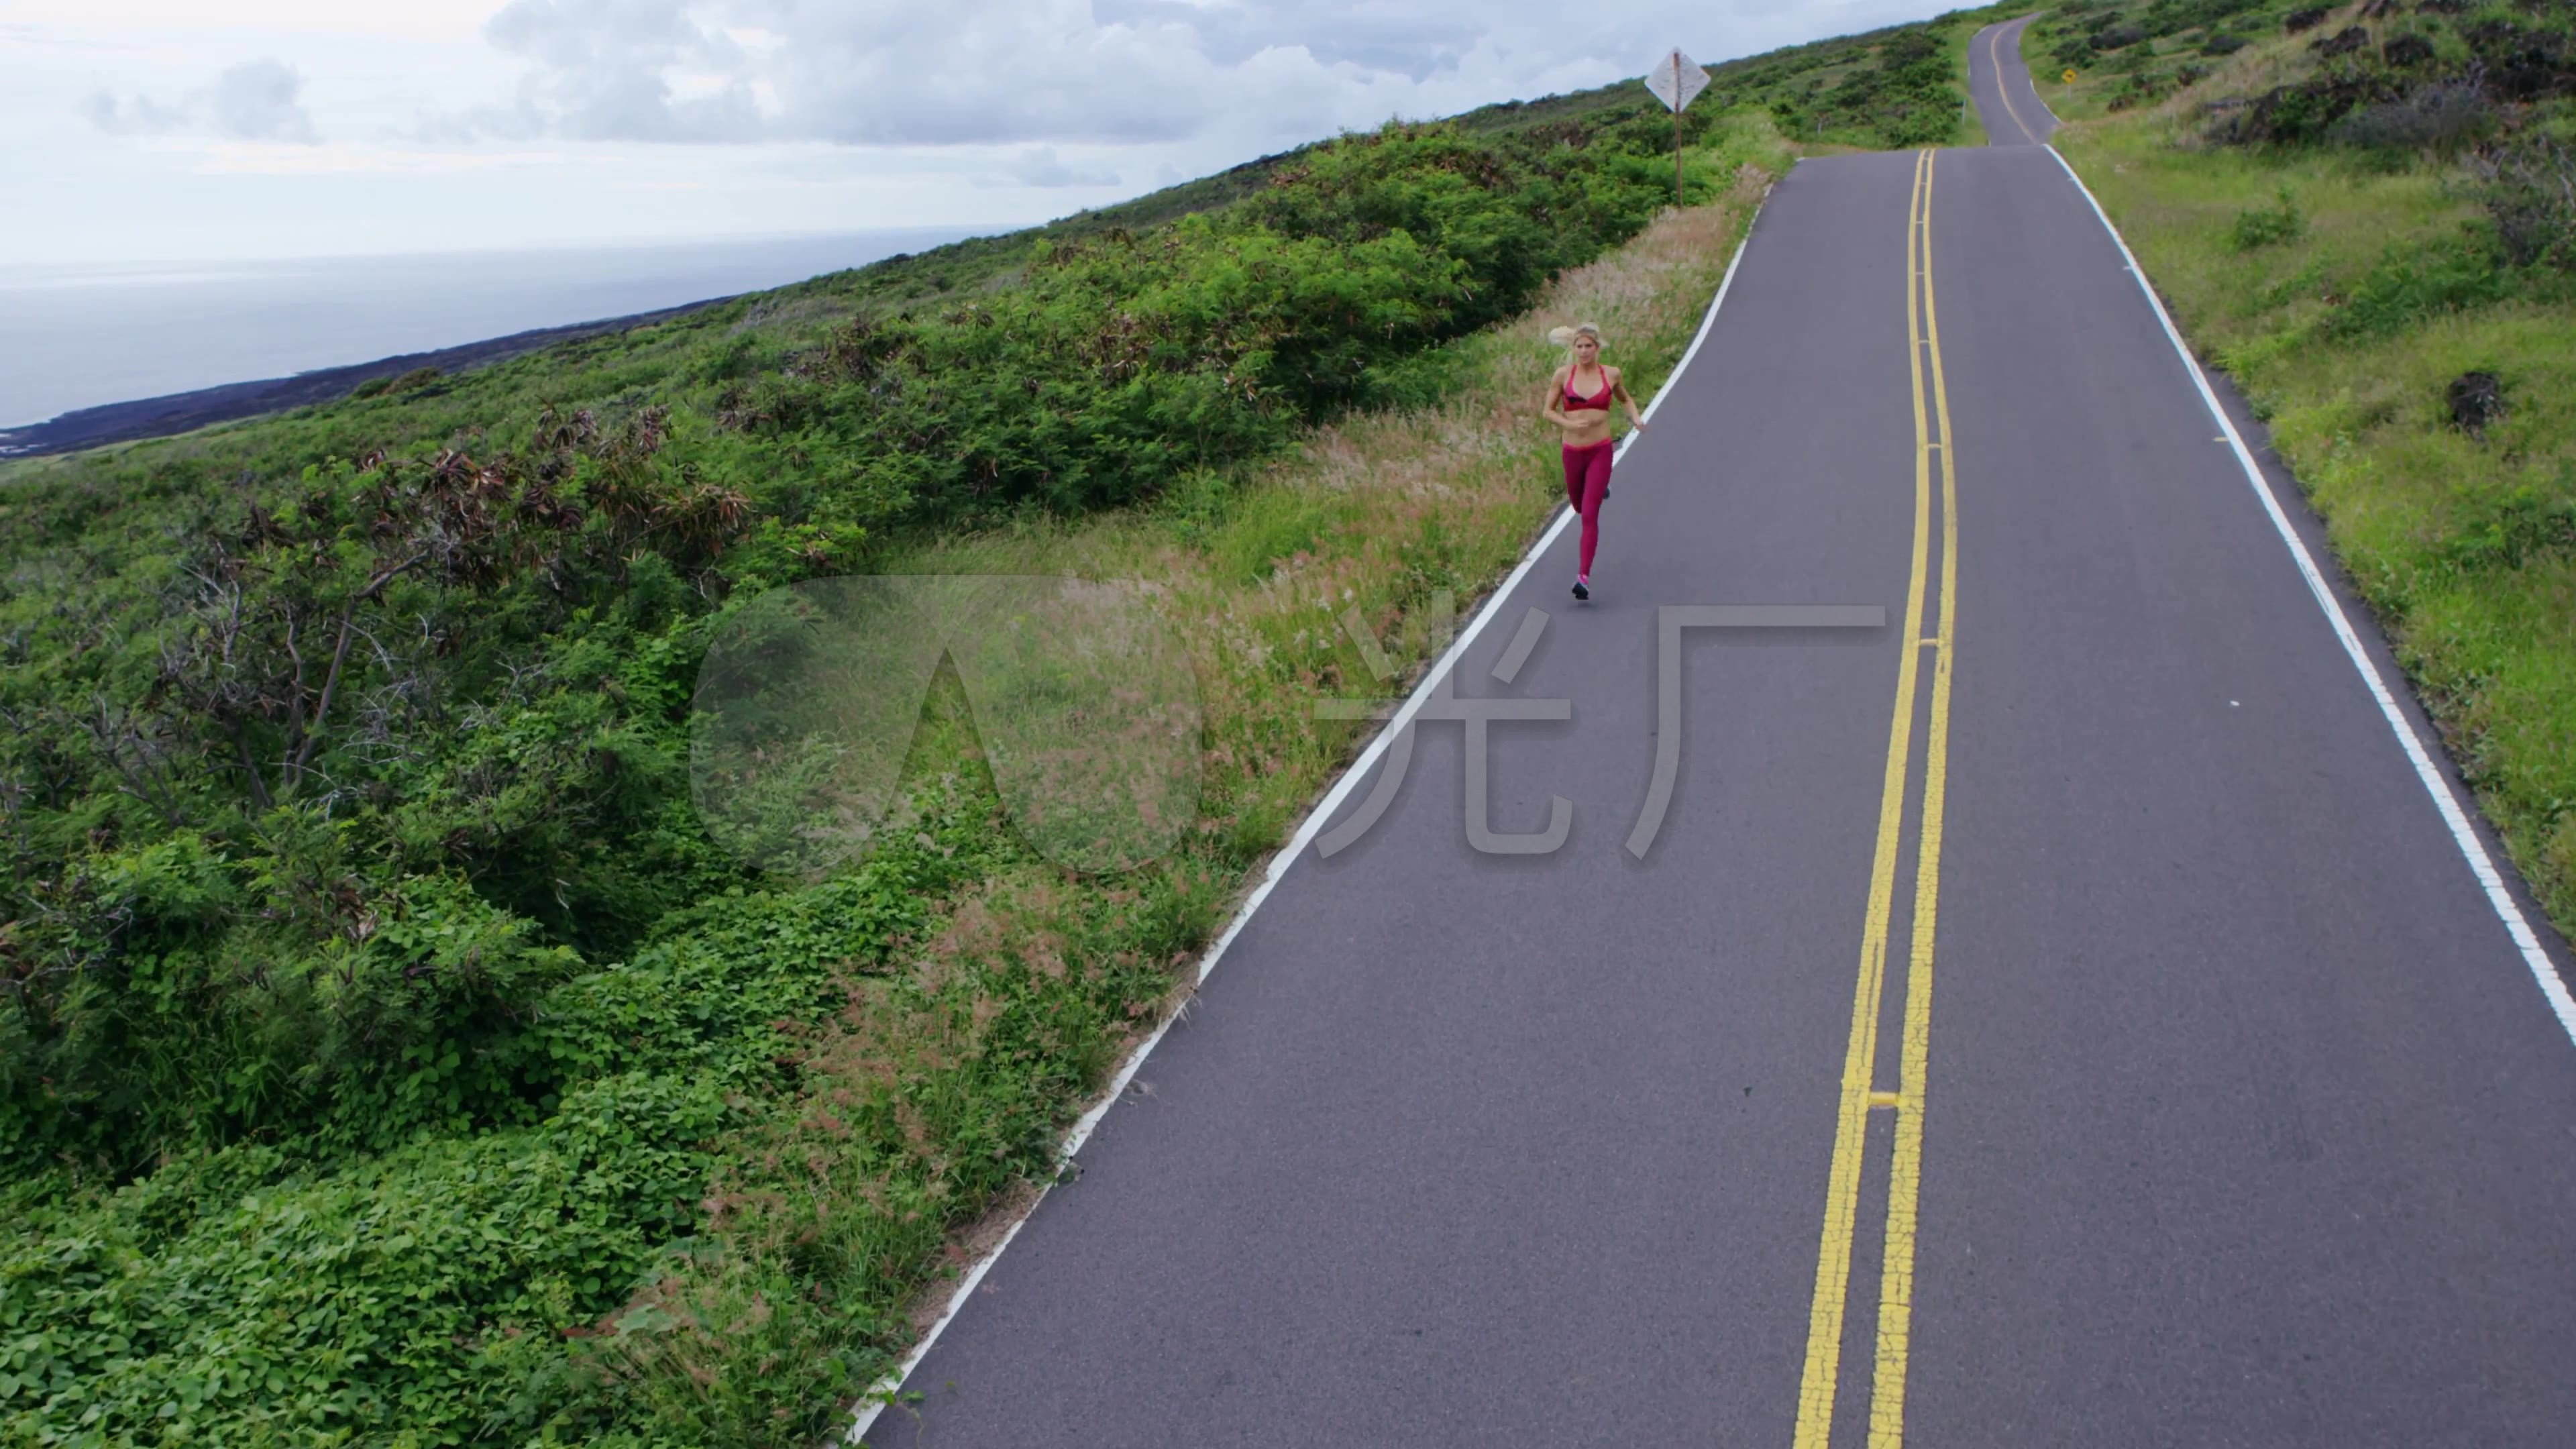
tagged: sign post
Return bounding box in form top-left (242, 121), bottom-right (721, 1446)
top-left (1643, 48), bottom-right (1711, 205)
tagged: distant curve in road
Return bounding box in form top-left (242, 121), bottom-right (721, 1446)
top-left (1968, 15), bottom-right (2059, 147)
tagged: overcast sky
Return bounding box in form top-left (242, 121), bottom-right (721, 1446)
top-left (6, 0), bottom-right (1940, 267)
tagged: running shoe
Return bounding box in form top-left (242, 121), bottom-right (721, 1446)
top-left (1571, 579), bottom-right (1591, 602)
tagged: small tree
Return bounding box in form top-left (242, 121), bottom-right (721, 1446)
top-left (158, 447), bottom-right (588, 812)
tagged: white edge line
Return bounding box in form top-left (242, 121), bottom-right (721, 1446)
top-left (841, 190), bottom-right (1772, 1444)
top-left (2041, 144), bottom-right (2576, 1048)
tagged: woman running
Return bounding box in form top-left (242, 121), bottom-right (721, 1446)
top-left (1541, 322), bottom-right (1645, 600)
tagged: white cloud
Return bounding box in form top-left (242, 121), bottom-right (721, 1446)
top-left (82, 56), bottom-right (319, 142)
top-left (999, 145), bottom-right (1122, 188)
top-left (184, 141), bottom-right (570, 174)
top-left (208, 56), bottom-right (319, 141)
top-left (6, 2), bottom-right (505, 44)
top-left (452, 0), bottom-right (1945, 155)
top-left (11, 0), bottom-right (1960, 264)
top-left (78, 89), bottom-right (186, 134)
top-left (470, 0), bottom-right (1311, 146)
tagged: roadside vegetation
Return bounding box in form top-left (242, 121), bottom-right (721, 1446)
top-left (0, 64), bottom-right (1806, 1443)
top-left (2029, 0), bottom-right (2576, 929)
top-left (1714, 11), bottom-right (2003, 149)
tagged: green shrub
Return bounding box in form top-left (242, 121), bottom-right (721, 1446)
top-left (2470, 133), bottom-right (2576, 270)
top-left (2326, 83), bottom-right (2498, 156)
top-left (2435, 476), bottom-right (2576, 576)
top-left (2231, 186), bottom-right (2309, 249)
top-left (2139, 0), bottom-right (2263, 42)
top-left (2326, 229), bottom-right (2516, 338)
top-left (0, 1072), bottom-right (735, 1448)
top-left (1761, 19), bottom-right (1978, 149)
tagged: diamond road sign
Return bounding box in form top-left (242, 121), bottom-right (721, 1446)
top-left (1645, 49), bottom-right (1710, 113)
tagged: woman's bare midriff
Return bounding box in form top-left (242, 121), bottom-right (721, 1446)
top-left (1557, 364), bottom-right (1617, 447)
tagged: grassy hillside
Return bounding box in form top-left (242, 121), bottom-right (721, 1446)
top-left (2029, 0), bottom-right (2576, 934)
top-left (0, 43), bottom-right (1870, 1444)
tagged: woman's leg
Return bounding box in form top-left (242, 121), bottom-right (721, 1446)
top-left (1576, 441), bottom-right (1612, 578)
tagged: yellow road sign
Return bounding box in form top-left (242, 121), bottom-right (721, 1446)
top-left (2063, 67), bottom-right (2079, 83)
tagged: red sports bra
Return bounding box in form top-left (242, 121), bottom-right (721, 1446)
top-left (1563, 367), bottom-right (1612, 412)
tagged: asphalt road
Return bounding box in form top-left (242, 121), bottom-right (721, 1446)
top-left (858, 34), bottom-right (2576, 1448)
top-left (1968, 15), bottom-right (2058, 146)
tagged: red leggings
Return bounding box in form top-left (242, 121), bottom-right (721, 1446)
top-left (1562, 438), bottom-right (1613, 578)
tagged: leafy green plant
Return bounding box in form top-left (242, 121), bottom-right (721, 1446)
top-left (2231, 185), bottom-right (2309, 249)
top-left (2469, 133), bottom-right (2576, 270)
top-left (2326, 229), bottom-right (2515, 337)
top-left (2435, 476), bottom-right (2576, 576)
top-left (2327, 83), bottom-right (2498, 157)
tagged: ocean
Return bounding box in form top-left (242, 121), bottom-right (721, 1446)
top-left (0, 226), bottom-right (990, 430)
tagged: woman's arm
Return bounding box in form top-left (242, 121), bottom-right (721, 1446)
top-left (1540, 366), bottom-right (1574, 430)
top-left (1611, 368), bottom-right (1647, 431)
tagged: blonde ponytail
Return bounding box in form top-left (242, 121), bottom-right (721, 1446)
top-left (1547, 322), bottom-right (1604, 364)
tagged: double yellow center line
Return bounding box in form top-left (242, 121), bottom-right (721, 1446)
top-left (1792, 147), bottom-right (1959, 1449)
